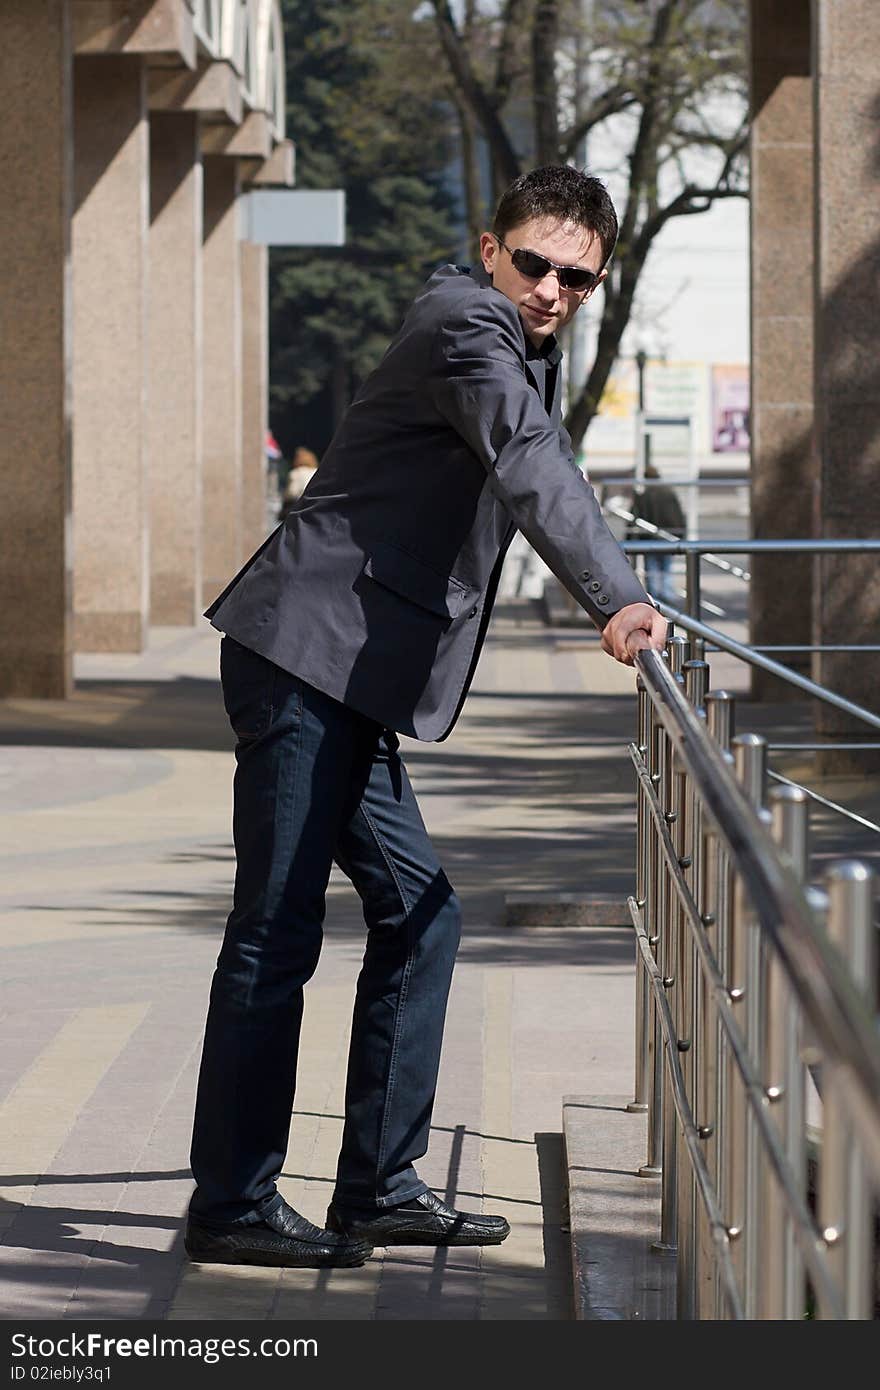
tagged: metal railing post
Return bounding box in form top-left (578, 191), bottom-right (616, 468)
top-left (667, 633), bottom-right (689, 682)
top-left (652, 707), bottom-right (677, 1252)
top-left (764, 784), bottom-right (810, 1320)
top-left (671, 742), bottom-right (693, 1303)
top-left (673, 659), bottom-right (709, 1318)
top-left (630, 677), bottom-right (651, 1114)
top-left (630, 646), bottom-right (880, 1323)
top-left (703, 691), bottom-right (735, 1317)
top-left (818, 862), bottom-right (877, 1320)
top-left (685, 550), bottom-right (701, 620)
top-left (691, 693), bottom-right (721, 1318)
top-left (640, 700), bottom-right (665, 1178)
top-left (730, 734), bottom-right (767, 1318)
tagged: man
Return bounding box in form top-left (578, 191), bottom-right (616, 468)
top-left (626, 462), bottom-right (687, 604)
top-left (184, 165), bottom-right (666, 1270)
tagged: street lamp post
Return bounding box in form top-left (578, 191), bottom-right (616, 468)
top-left (635, 348), bottom-right (647, 484)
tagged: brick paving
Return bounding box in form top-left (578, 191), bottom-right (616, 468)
top-left (0, 605), bottom-right (652, 1320)
top-left (7, 589), bottom-right (869, 1322)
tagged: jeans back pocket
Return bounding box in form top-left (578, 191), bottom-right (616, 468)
top-left (220, 637), bottom-right (277, 745)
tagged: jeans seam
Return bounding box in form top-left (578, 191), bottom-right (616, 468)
top-left (265, 662), bottom-right (278, 733)
top-left (243, 683), bottom-right (303, 1012)
top-left (356, 801), bottom-right (416, 1194)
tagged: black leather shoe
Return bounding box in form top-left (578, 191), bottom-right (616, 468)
top-left (325, 1189), bottom-right (510, 1247)
top-left (185, 1197), bottom-right (373, 1268)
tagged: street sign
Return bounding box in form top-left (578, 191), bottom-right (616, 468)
top-left (243, 189), bottom-right (345, 246)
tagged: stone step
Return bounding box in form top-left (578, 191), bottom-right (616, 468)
top-left (504, 893), bottom-right (631, 928)
top-left (562, 1094), bottom-right (675, 1320)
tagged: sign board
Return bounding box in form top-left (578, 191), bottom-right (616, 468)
top-left (243, 190), bottom-right (346, 246)
top-left (711, 364), bottom-right (750, 452)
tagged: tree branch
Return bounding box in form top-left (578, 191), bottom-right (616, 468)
top-left (430, 0), bottom-right (521, 187)
top-left (560, 85), bottom-right (639, 161)
top-left (532, 0), bottom-right (560, 165)
top-left (633, 124), bottom-right (748, 255)
top-left (615, 0), bottom-right (679, 256)
top-left (450, 84), bottom-right (484, 262)
top-left (493, 0), bottom-right (528, 108)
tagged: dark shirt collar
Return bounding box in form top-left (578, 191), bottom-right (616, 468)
top-left (467, 263), bottom-right (563, 365)
top-left (526, 335), bottom-right (563, 367)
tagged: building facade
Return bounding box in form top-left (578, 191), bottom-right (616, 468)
top-left (0, 0), bottom-right (292, 697)
top-left (749, 0), bottom-right (880, 770)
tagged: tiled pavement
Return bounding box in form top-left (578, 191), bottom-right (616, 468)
top-left (0, 605), bottom-right (651, 1321)
top-left (2, 595), bottom-right (873, 1321)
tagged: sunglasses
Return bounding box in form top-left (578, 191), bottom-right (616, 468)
top-left (496, 237), bottom-right (600, 292)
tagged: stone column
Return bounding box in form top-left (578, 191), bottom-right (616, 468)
top-left (812, 0), bottom-right (880, 771)
top-left (0, 1), bottom-right (72, 697)
top-left (72, 55), bottom-right (149, 651)
top-left (148, 111), bottom-right (203, 625)
top-left (748, 0), bottom-right (814, 700)
top-left (201, 156), bottom-right (243, 605)
top-left (240, 239), bottom-right (270, 556)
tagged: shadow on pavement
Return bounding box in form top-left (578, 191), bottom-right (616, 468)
top-left (0, 1117), bottom-right (574, 1322)
top-left (0, 678), bottom-right (231, 752)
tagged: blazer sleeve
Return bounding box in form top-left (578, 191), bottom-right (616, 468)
top-left (429, 292), bottom-right (650, 628)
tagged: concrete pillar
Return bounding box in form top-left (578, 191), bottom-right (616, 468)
top-left (748, 0), bottom-right (814, 700)
top-left (72, 55), bottom-right (149, 651)
top-left (0, 2), bottom-right (73, 698)
top-left (240, 239), bottom-right (270, 555)
top-left (201, 156), bottom-right (242, 605)
top-left (812, 0), bottom-right (880, 771)
top-left (148, 111), bottom-right (203, 625)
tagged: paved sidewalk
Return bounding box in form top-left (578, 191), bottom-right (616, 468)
top-left (2, 595), bottom-right (876, 1322)
top-left (0, 603), bottom-right (653, 1321)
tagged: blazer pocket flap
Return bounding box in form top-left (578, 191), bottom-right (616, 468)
top-left (364, 542), bottom-right (472, 619)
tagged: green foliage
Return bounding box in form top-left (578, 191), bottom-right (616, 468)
top-left (270, 0), bottom-right (459, 454)
top-left (426, 0), bottom-right (748, 447)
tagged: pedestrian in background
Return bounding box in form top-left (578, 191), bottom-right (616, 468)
top-left (626, 462), bottom-right (686, 604)
top-left (278, 446), bottom-right (319, 520)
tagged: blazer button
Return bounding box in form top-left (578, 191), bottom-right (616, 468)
top-left (599, 594), bottom-right (609, 604)
top-left (580, 569), bottom-right (592, 581)
top-left (468, 606), bottom-right (478, 619)
top-left (588, 581), bottom-right (601, 593)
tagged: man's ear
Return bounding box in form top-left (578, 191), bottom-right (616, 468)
top-left (589, 267), bottom-right (609, 298)
top-left (479, 232), bottom-right (498, 277)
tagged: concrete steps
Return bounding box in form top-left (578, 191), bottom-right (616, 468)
top-left (562, 1094), bottom-right (675, 1319)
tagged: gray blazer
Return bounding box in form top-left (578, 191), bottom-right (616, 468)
top-left (205, 264), bottom-right (649, 741)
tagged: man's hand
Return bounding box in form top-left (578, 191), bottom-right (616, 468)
top-left (600, 603), bottom-right (667, 667)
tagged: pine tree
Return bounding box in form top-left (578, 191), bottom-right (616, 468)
top-left (270, 0), bottom-right (459, 456)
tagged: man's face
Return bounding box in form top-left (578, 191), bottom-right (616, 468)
top-left (479, 217), bottom-right (606, 346)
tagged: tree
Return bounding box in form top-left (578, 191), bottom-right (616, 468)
top-left (271, 0), bottom-right (458, 455)
top-left (428, 0), bottom-right (748, 450)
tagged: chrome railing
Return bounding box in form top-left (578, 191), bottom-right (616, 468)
top-left (612, 510), bottom-right (751, 585)
top-left (652, 601), bottom-right (880, 735)
top-left (629, 637), bottom-right (880, 1319)
top-left (622, 537), bottom-right (880, 624)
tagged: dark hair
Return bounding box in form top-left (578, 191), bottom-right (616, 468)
top-left (492, 165), bottom-right (618, 267)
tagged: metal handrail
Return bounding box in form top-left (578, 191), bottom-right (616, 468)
top-left (623, 539), bottom-right (880, 553)
top-left (767, 769), bottom-right (880, 839)
top-left (629, 644), bottom-right (880, 1318)
top-left (623, 539), bottom-right (880, 691)
top-left (609, 509), bottom-right (751, 583)
top-left (629, 782), bottom-right (837, 1311)
top-left (654, 603), bottom-right (880, 732)
top-left (769, 743), bottom-right (880, 751)
top-left (635, 649), bottom-right (880, 1142)
top-left (595, 476), bottom-right (748, 489)
top-left (752, 646), bottom-right (880, 654)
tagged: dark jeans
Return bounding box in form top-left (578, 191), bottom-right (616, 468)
top-left (645, 555), bottom-right (677, 606)
top-left (189, 637), bottom-right (462, 1224)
